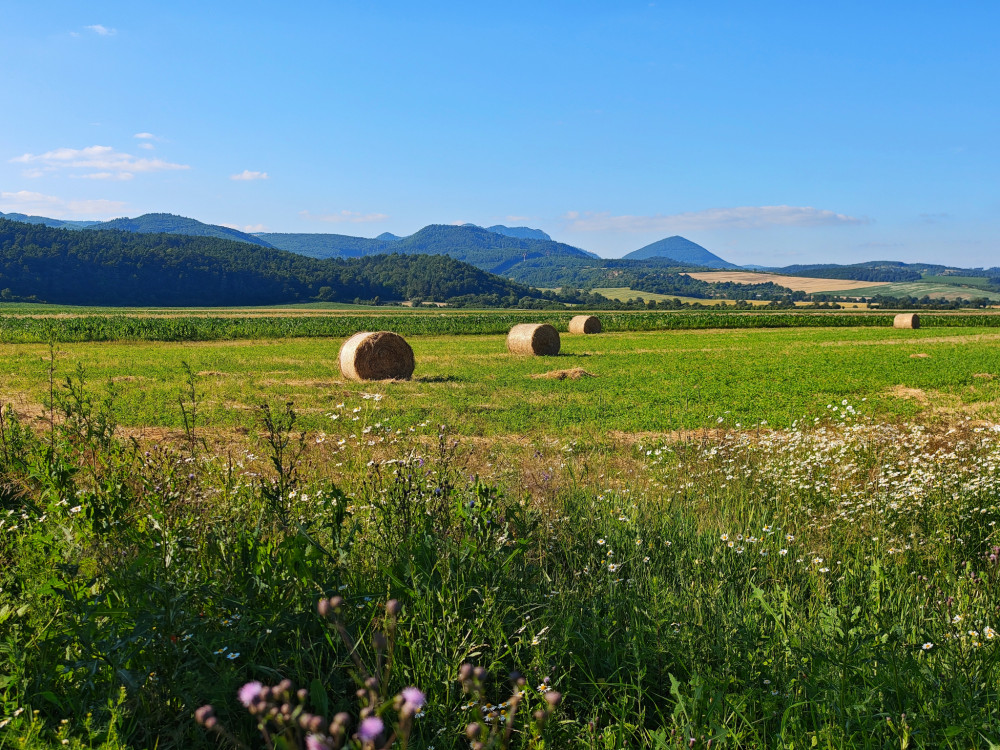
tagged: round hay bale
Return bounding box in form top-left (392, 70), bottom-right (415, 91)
top-left (894, 313), bottom-right (920, 329)
top-left (506, 323), bottom-right (560, 356)
top-left (338, 331), bottom-right (415, 381)
top-left (568, 315), bottom-right (602, 334)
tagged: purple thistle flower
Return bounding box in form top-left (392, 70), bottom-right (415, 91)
top-left (305, 735), bottom-right (331, 750)
top-left (237, 681), bottom-right (264, 707)
top-left (358, 716), bottom-right (384, 743)
top-left (401, 686), bottom-right (426, 710)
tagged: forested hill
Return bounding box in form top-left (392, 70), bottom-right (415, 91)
top-left (773, 261), bottom-right (939, 282)
top-left (259, 224), bottom-right (595, 273)
top-left (0, 218), bottom-right (557, 307)
top-left (86, 213), bottom-right (274, 248)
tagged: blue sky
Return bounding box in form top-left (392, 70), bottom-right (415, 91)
top-left (1, 1), bottom-right (998, 266)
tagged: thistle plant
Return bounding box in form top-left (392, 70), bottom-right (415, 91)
top-left (196, 597), bottom-right (425, 750)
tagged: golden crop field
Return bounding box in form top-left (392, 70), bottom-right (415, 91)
top-left (683, 270), bottom-right (891, 293)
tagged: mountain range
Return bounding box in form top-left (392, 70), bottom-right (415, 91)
top-left (0, 211), bottom-right (730, 275)
top-left (4, 210), bottom-right (992, 293)
top-left (0, 217), bottom-right (589, 307)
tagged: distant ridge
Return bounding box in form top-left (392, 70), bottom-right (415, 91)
top-left (623, 236), bottom-right (736, 269)
top-left (486, 224), bottom-right (552, 242)
top-left (459, 223), bottom-right (553, 242)
top-left (260, 224), bottom-right (596, 274)
top-left (0, 211), bottom-right (98, 229)
top-left (87, 213), bottom-right (274, 248)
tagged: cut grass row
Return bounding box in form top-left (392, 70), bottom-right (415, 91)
top-left (1, 310), bottom-right (1000, 342)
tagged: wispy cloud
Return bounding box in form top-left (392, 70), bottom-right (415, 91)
top-left (133, 134), bottom-right (158, 150)
top-left (242, 224), bottom-right (267, 233)
top-left (564, 205), bottom-right (868, 232)
top-left (0, 190), bottom-right (125, 218)
top-left (11, 145), bottom-right (189, 180)
top-left (230, 170), bottom-right (269, 181)
top-left (85, 24), bottom-right (116, 36)
top-left (299, 209), bottom-right (388, 224)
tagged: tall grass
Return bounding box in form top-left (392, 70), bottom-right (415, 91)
top-left (1, 374), bottom-right (1000, 747)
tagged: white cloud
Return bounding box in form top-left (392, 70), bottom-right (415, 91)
top-left (10, 145), bottom-right (189, 180)
top-left (137, 142), bottom-right (155, 150)
top-left (563, 205), bottom-right (868, 232)
top-left (0, 190), bottom-right (125, 218)
top-left (299, 209), bottom-right (388, 224)
top-left (85, 24), bottom-right (116, 36)
top-left (230, 170), bottom-right (269, 181)
top-left (133, 132), bottom-right (157, 140)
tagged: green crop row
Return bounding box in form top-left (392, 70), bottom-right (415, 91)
top-left (0, 311), bottom-right (997, 342)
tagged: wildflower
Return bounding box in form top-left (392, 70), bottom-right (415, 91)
top-left (819, 567), bottom-right (830, 573)
top-left (358, 716), bottom-right (384, 743)
top-left (952, 615), bottom-right (963, 624)
top-left (597, 538), bottom-right (605, 546)
top-left (238, 681), bottom-right (263, 707)
top-left (779, 549), bottom-right (788, 556)
top-left (401, 686), bottom-right (426, 711)
top-left (306, 735), bottom-right (331, 750)
top-left (720, 533), bottom-right (729, 542)
top-left (69, 506), bottom-right (82, 514)
top-left (922, 642), bottom-right (933, 650)
top-left (226, 652), bottom-right (240, 660)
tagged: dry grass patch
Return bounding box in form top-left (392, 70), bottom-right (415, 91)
top-left (530, 368), bottom-right (597, 380)
top-left (889, 385), bottom-right (929, 403)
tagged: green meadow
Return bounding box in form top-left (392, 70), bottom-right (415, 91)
top-left (2, 315), bottom-right (1000, 750)
top-left (1, 325), bottom-right (998, 437)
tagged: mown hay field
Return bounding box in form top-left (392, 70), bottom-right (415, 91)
top-left (1, 325), bottom-right (998, 438)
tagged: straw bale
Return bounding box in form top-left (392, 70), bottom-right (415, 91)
top-left (338, 331), bottom-right (415, 381)
top-left (568, 315), bottom-right (602, 334)
top-left (506, 323), bottom-right (560, 356)
top-left (894, 313), bottom-right (920, 329)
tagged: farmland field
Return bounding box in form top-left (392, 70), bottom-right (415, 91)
top-left (3, 314), bottom-right (1000, 749)
top-left (681, 271), bottom-right (890, 293)
top-left (849, 280), bottom-right (1000, 301)
top-left (1, 325), bottom-right (999, 436)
